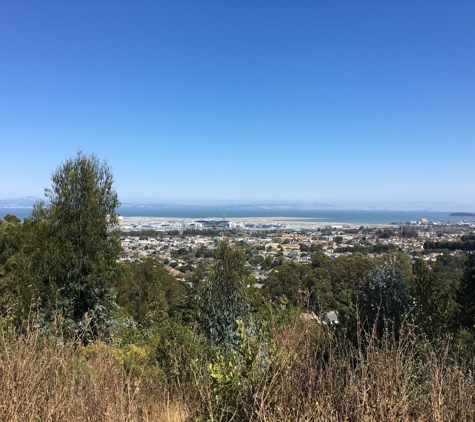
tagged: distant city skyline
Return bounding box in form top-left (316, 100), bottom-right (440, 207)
top-left (1, 2), bottom-right (474, 206)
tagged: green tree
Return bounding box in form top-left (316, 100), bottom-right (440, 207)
top-left (3, 214), bottom-right (21, 224)
top-left (334, 236), bottom-right (344, 245)
top-left (263, 260), bottom-right (334, 313)
top-left (264, 261), bottom-right (304, 307)
top-left (377, 228), bottom-right (395, 239)
top-left (0, 215), bottom-right (30, 320)
top-left (197, 239), bottom-right (252, 348)
top-left (456, 253), bottom-right (475, 330)
top-left (401, 226), bottom-right (418, 239)
top-left (359, 256), bottom-right (414, 336)
top-left (28, 151), bottom-right (122, 339)
top-left (115, 257), bottom-right (187, 328)
top-left (409, 259), bottom-right (453, 338)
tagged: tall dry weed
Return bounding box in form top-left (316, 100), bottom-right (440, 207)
top-left (1, 318), bottom-right (475, 421)
top-left (0, 327), bottom-right (187, 421)
top-left (186, 318), bottom-right (475, 421)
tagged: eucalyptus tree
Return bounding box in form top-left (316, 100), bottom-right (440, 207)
top-left (0, 214), bottom-right (27, 320)
top-left (28, 151), bottom-right (122, 339)
top-left (197, 239), bottom-right (252, 348)
top-left (359, 256), bottom-right (414, 336)
top-left (456, 253), bottom-right (475, 330)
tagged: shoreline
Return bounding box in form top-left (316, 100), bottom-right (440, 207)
top-left (118, 216), bottom-right (387, 229)
top-left (3, 207), bottom-right (472, 226)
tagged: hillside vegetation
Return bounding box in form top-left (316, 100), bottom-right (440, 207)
top-left (1, 153), bottom-right (475, 421)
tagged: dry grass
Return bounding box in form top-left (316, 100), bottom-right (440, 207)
top-left (1, 321), bottom-right (475, 421)
top-left (0, 328), bottom-right (187, 422)
top-left (185, 320), bottom-right (475, 421)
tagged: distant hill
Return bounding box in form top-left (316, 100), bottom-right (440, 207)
top-left (0, 196), bottom-right (38, 208)
top-left (450, 212), bottom-right (475, 217)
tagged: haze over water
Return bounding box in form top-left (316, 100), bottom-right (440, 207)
top-left (3, 207), bottom-right (471, 225)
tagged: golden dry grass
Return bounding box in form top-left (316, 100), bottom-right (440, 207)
top-left (0, 328), bottom-right (187, 422)
top-left (185, 321), bottom-right (475, 421)
top-left (1, 321), bottom-right (475, 421)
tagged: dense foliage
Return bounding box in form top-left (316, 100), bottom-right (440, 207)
top-left (1, 152), bottom-right (122, 339)
top-left (196, 239), bottom-right (253, 348)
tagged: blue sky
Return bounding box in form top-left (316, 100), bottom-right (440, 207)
top-left (1, 1), bottom-right (474, 208)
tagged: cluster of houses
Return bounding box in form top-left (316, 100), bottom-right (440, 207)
top-left (119, 221), bottom-right (472, 282)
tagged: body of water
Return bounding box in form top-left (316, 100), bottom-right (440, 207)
top-left (1, 208), bottom-right (34, 221)
top-left (116, 208), bottom-right (471, 224)
top-left (2, 207), bottom-right (473, 225)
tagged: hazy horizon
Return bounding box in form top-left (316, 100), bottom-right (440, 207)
top-left (1, 195), bottom-right (474, 213)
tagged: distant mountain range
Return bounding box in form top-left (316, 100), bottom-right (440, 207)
top-left (119, 202), bottom-right (475, 213)
top-left (0, 196), bottom-right (38, 208)
top-left (1, 197), bottom-right (474, 213)
top-left (120, 202), bottom-right (344, 211)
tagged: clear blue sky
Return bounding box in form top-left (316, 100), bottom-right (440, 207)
top-left (1, 1), bottom-right (474, 208)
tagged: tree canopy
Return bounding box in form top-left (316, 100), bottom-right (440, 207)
top-left (28, 151), bottom-right (122, 338)
top-left (197, 239), bottom-right (252, 348)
